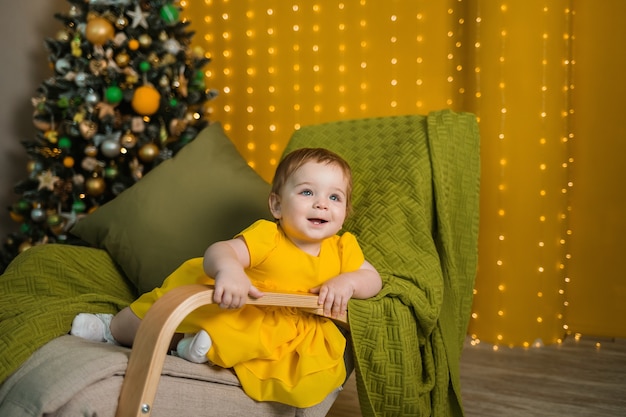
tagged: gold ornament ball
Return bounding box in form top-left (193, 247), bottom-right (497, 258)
top-left (56, 29), bottom-right (70, 42)
top-left (85, 177), bottom-right (106, 197)
top-left (138, 34), bottom-right (152, 48)
top-left (138, 143), bottom-right (159, 162)
top-left (85, 17), bottom-right (115, 46)
top-left (84, 145), bottom-right (98, 157)
top-left (26, 160), bottom-right (37, 173)
top-left (131, 85), bottom-right (161, 116)
top-left (115, 52), bottom-right (130, 68)
top-left (120, 131), bottom-right (138, 148)
top-left (115, 16), bottom-right (128, 29)
top-left (63, 156), bottom-right (75, 168)
top-left (79, 120), bottom-right (98, 139)
top-left (19, 241), bottom-right (33, 253)
top-left (148, 52), bottom-right (160, 66)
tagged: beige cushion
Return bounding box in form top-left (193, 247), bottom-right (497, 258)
top-left (71, 123), bottom-right (272, 294)
top-left (0, 335), bottom-right (337, 417)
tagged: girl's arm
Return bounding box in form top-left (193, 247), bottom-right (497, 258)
top-left (203, 237), bottom-right (264, 309)
top-left (311, 260), bottom-right (382, 319)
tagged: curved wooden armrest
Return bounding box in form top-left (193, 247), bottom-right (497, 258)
top-left (115, 284), bottom-right (347, 417)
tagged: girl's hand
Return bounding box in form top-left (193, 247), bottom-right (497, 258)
top-left (310, 260), bottom-right (382, 318)
top-left (310, 276), bottom-right (355, 319)
top-left (204, 238), bottom-right (264, 309)
top-left (213, 270), bottom-right (263, 309)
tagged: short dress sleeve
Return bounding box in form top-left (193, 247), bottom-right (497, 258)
top-left (236, 219), bottom-right (279, 268)
top-left (337, 231), bottom-right (365, 273)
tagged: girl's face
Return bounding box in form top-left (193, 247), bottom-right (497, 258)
top-left (269, 161), bottom-right (348, 255)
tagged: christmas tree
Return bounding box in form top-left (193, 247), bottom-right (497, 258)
top-left (1, 0), bottom-right (216, 271)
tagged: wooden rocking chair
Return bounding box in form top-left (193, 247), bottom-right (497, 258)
top-left (116, 285), bottom-right (347, 417)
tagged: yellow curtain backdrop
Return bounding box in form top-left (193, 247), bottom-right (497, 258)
top-left (182, 0), bottom-right (576, 347)
top-left (184, 0), bottom-right (464, 180)
top-left (465, 1), bottom-right (573, 347)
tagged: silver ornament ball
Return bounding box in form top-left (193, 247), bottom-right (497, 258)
top-left (101, 138), bottom-right (121, 158)
top-left (55, 58), bottom-right (71, 75)
top-left (75, 72), bottom-right (89, 87)
top-left (30, 208), bottom-right (46, 222)
top-left (85, 90), bottom-right (100, 107)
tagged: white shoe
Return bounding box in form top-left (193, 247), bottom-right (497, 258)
top-left (70, 313), bottom-right (117, 344)
top-left (176, 330), bottom-right (212, 363)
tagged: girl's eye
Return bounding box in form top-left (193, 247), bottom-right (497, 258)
top-left (300, 190), bottom-right (313, 196)
top-left (330, 194), bottom-right (341, 202)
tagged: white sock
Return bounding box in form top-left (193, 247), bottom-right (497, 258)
top-left (176, 330), bottom-right (212, 363)
top-left (70, 313), bottom-right (118, 344)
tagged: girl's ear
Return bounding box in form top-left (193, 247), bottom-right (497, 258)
top-left (268, 193), bottom-right (282, 219)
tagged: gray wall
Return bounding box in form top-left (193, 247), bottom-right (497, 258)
top-left (0, 0), bottom-right (66, 237)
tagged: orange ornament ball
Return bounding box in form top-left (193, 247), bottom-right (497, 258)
top-left (128, 39), bottom-right (140, 51)
top-left (9, 211), bottom-right (24, 223)
top-left (131, 85), bottom-right (161, 116)
top-left (85, 17), bottom-right (115, 46)
top-left (63, 156), bottom-right (75, 168)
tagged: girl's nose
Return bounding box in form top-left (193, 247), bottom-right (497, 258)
top-left (314, 200), bottom-right (328, 209)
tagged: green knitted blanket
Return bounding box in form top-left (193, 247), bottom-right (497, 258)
top-left (285, 110), bottom-right (480, 416)
top-left (0, 244), bottom-right (136, 383)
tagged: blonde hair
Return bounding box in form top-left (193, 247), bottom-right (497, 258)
top-left (271, 148), bottom-right (353, 214)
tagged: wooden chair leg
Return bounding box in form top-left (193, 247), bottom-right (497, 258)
top-left (115, 284), bottom-right (345, 417)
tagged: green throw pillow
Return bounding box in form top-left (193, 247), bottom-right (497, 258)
top-left (71, 123), bottom-right (272, 294)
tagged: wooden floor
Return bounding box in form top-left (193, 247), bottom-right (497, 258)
top-left (327, 335), bottom-right (626, 416)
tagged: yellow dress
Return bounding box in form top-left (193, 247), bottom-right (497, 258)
top-left (130, 220), bottom-right (365, 407)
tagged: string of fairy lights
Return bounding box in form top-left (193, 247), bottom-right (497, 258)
top-left (469, 1), bottom-right (483, 345)
top-left (358, 1), bottom-right (367, 113)
top-left (537, 4), bottom-right (550, 347)
top-left (496, 1), bottom-right (509, 348)
top-left (190, 0), bottom-right (466, 179)
top-left (180, 0), bottom-right (577, 348)
top-left (534, 3), bottom-right (575, 347)
top-left (561, 4), bottom-right (576, 343)
top-left (467, 1), bottom-right (575, 349)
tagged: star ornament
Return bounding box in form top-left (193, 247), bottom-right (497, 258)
top-left (96, 101), bottom-right (117, 119)
top-left (127, 4), bottom-right (149, 29)
top-left (58, 205), bottom-right (85, 232)
top-left (38, 170), bottom-right (61, 191)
